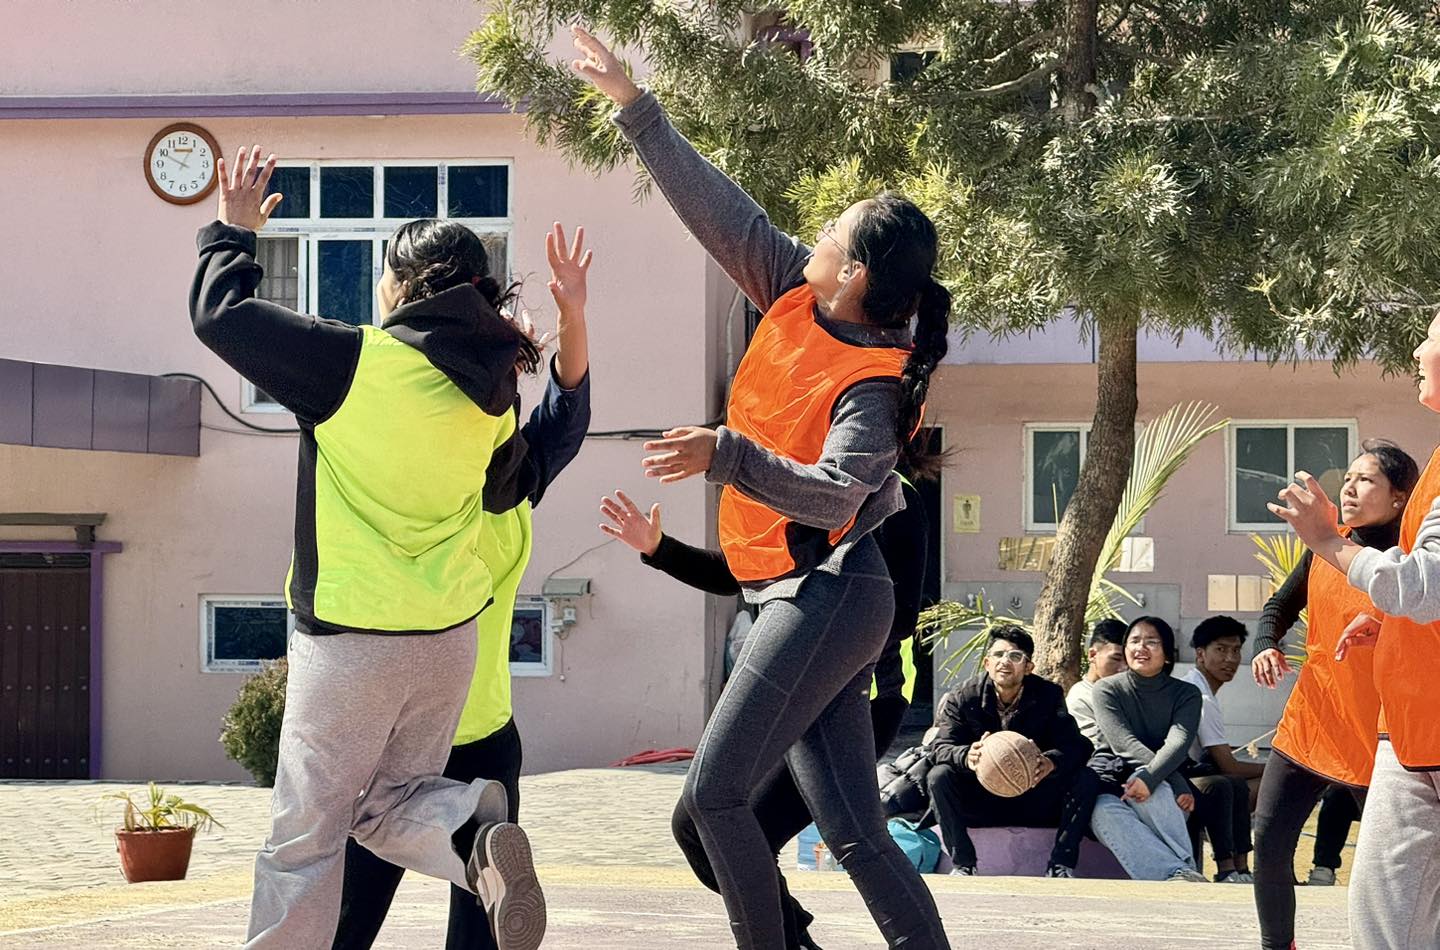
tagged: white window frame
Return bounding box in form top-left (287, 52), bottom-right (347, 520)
top-left (200, 595), bottom-right (294, 674)
top-left (241, 160), bottom-right (515, 414)
top-left (1024, 423), bottom-right (1091, 532)
top-left (508, 595), bottom-right (553, 677)
top-left (1228, 419), bottom-right (1358, 532)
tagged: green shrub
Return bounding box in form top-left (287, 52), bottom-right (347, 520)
top-left (220, 658), bottom-right (287, 787)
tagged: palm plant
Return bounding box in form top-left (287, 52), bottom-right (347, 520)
top-left (924, 401), bottom-right (1228, 685)
top-left (100, 782), bottom-right (222, 834)
top-left (1251, 532), bottom-right (1310, 667)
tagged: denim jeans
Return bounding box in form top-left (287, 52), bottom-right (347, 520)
top-left (1089, 781), bottom-right (1195, 880)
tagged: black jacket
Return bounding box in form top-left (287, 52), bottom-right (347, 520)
top-left (930, 672), bottom-right (1092, 773)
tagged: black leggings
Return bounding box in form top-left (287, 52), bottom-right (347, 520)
top-left (672, 693), bottom-right (910, 950)
top-left (332, 718), bottom-right (523, 950)
top-left (1252, 751), bottom-right (1364, 950)
top-left (679, 537), bottom-right (949, 950)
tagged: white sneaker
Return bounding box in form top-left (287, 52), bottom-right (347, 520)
top-left (467, 822), bottom-right (546, 950)
top-left (1307, 866), bottom-right (1336, 886)
top-left (950, 865), bottom-right (976, 876)
top-left (1167, 868), bottom-right (1210, 883)
top-left (1215, 870), bottom-right (1253, 884)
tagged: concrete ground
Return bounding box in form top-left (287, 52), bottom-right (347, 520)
top-left (0, 767), bottom-right (1352, 948)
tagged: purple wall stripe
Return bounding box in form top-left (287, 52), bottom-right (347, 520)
top-left (0, 91), bottom-right (522, 120)
top-left (0, 359), bottom-right (199, 457)
top-left (32, 364), bottom-right (95, 451)
top-left (0, 359), bottom-right (34, 445)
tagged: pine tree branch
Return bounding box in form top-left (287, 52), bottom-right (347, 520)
top-left (1103, 40), bottom-right (1180, 68)
top-left (957, 58), bottom-right (1060, 98)
top-left (1102, 1), bottom-right (1135, 37)
top-left (984, 28), bottom-right (1062, 66)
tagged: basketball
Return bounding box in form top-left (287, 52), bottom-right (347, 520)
top-left (975, 731), bottom-right (1043, 798)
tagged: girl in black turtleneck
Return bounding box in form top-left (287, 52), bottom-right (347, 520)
top-left (1249, 439), bottom-right (1418, 950)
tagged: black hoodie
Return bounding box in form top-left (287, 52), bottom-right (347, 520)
top-left (189, 221), bottom-right (529, 512)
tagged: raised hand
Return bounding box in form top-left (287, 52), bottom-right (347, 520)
top-left (1252, 648), bottom-right (1293, 689)
top-left (546, 222), bottom-right (592, 318)
top-left (1335, 612), bottom-right (1383, 662)
top-left (598, 490), bottom-right (662, 556)
top-left (216, 145), bottom-right (283, 232)
top-left (1268, 471), bottom-right (1342, 553)
top-left (642, 427), bottom-right (718, 484)
top-left (571, 25), bottom-right (643, 107)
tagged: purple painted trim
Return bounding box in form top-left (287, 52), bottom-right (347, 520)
top-left (0, 539), bottom-right (121, 778)
top-left (89, 553), bottom-right (105, 778)
top-left (0, 541), bottom-right (122, 554)
top-left (0, 92), bottom-right (523, 120)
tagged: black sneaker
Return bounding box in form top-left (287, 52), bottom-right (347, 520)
top-left (467, 822), bottom-right (546, 950)
top-left (1045, 865), bottom-right (1075, 879)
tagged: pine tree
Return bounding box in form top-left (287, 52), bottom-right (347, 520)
top-left (470, 1), bottom-right (1440, 684)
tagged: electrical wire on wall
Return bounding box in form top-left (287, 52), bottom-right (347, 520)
top-left (162, 373), bottom-right (301, 435)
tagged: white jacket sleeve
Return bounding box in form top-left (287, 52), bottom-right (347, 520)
top-left (1348, 496), bottom-right (1440, 623)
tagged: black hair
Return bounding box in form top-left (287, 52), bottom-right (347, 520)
top-left (1191, 615), bottom-right (1249, 650)
top-left (1125, 616), bottom-right (1177, 675)
top-left (1359, 438), bottom-right (1420, 496)
top-left (987, 625), bottom-right (1035, 660)
top-left (386, 219), bottom-right (539, 374)
top-left (847, 193), bottom-right (950, 479)
top-left (1089, 618), bottom-right (1127, 648)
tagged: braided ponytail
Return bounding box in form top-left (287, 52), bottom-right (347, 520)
top-left (897, 279), bottom-right (950, 478)
top-left (849, 193), bottom-right (951, 479)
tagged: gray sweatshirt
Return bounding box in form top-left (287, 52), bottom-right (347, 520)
top-left (613, 92), bottom-right (908, 597)
top-left (1348, 495), bottom-right (1440, 622)
top-left (1066, 678), bottom-right (1103, 747)
top-left (1092, 670), bottom-right (1201, 799)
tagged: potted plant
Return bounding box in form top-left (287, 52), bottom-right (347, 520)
top-left (100, 782), bottom-right (222, 883)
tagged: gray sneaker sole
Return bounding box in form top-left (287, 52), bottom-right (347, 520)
top-left (477, 823), bottom-right (546, 950)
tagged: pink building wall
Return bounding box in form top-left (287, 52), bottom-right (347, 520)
top-left (3, 0), bottom-right (731, 780)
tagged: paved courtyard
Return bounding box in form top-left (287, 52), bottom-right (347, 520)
top-left (0, 767), bottom-right (1352, 948)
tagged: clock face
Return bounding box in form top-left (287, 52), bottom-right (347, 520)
top-left (144, 124), bottom-right (219, 204)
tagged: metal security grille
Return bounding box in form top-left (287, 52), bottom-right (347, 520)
top-left (0, 561), bottom-right (91, 778)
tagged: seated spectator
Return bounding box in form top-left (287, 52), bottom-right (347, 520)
top-left (1067, 618), bottom-right (1129, 747)
top-left (925, 626), bottom-right (1098, 878)
top-left (1089, 617), bottom-right (1207, 883)
top-left (1182, 615), bottom-right (1265, 883)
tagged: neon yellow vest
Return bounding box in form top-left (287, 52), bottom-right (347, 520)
top-left (454, 499), bottom-right (533, 745)
top-left (286, 324), bottom-right (511, 632)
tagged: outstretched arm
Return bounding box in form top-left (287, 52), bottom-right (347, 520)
top-left (189, 146), bottom-right (359, 423)
top-left (599, 492), bottom-right (741, 596)
top-left (573, 26), bottom-right (811, 310)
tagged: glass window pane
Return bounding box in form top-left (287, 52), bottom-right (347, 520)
top-left (211, 605), bottom-right (287, 662)
top-left (449, 165), bottom-right (508, 218)
top-left (479, 233), bottom-right (508, 282)
top-left (255, 237), bottom-right (301, 309)
top-left (1235, 427), bottom-right (1288, 524)
top-left (509, 605), bottom-right (545, 665)
top-left (384, 166), bottom-right (438, 218)
top-left (266, 166), bottom-right (311, 219)
top-left (318, 240), bottom-right (373, 326)
top-left (889, 51), bottom-right (937, 83)
top-left (1296, 426), bottom-right (1351, 502)
top-left (320, 166), bottom-right (375, 218)
top-left (1032, 430), bottom-right (1081, 524)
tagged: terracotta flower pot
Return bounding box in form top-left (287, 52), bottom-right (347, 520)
top-left (114, 826), bottom-right (196, 883)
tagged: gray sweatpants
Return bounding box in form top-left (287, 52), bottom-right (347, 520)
top-left (245, 621), bottom-right (507, 947)
top-left (1350, 738), bottom-right (1440, 950)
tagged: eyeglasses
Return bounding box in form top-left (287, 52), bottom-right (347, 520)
top-left (988, 649), bottom-right (1028, 664)
top-left (1128, 638), bottom-right (1164, 650)
top-left (816, 218), bottom-right (843, 250)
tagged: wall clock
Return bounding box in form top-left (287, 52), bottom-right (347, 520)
top-left (144, 123), bottom-right (220, 205)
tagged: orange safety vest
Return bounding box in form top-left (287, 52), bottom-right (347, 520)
top-left (1374, 444), bottom-right (1440, 769)
top-left (719, 285), bottom-right (911, 584)
top-left (1272, 531), bottom-right (1383, 787)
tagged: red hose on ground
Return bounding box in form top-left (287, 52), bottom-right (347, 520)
top-left (611, 748), bottom-right (695, 767)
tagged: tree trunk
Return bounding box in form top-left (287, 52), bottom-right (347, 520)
top-left (1031, 313), bottom-right (1139, 689)
top-left (1061, 0), bottom-right (1100, 121)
